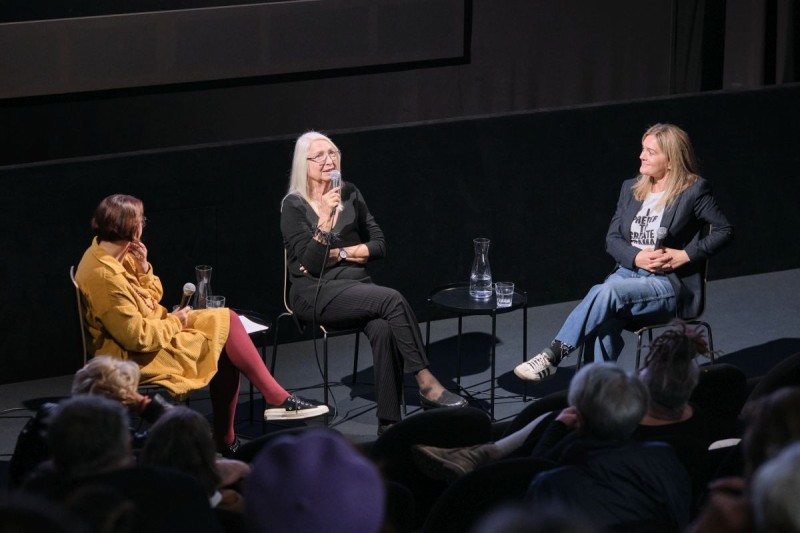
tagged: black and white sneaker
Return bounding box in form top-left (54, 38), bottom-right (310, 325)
top-left (264, 394), bottom-right (329, 421)
top-left (514, 350), bottom-right (557, 381)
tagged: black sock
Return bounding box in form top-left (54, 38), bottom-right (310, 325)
top-left (549, 340), bottom-right (573, 363)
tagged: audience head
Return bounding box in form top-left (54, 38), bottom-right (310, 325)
top-left (245, 428), bottom-right (385, 533)
top-left (47, 395), bottom-right (133, 480)
top-left (751, 441), bottom-right (800, 533)
top-left (568, 363), bottom-right (649, 440)
top-left (639, 323), bottom-right (704, 419)
top-left (0, 492), bottom-right (89, 533)
top-left (138, 406), bottom-right (220, 496)
top-left (741, 386), bottom-right (800, 479)
top-left (471, 502), bottom-right (598, 533)
top-left (91, 194), bottom-right (144, 243)
top-left (71, 356), bottom-right (140, 402)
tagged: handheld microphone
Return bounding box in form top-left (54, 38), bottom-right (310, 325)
top-left (179, 282), bottom-right (196, 309)
top-left (329, 170), bottom-right (342, 215)
top-left (653, 227), bottom-right (668, 250)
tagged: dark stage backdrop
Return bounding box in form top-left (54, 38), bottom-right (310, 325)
top-left (9, 0), bottom-right (797, 167)
top-left (1, 84), bottom-right (799, 384)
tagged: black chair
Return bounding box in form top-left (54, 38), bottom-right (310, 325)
top-left (577, 259), bottom-right (715, 370)
top-left (745, 352), bottom-right (800, 403)
top-left (270, 250), bottom-right (365, 416)
top-left (69, 265), bottom-right (91, 367)
top-left (499, 389), bottom-right (568, 438)
top-left (369, 407), bottom-right (493, 528)
top-left (690, 363), bottom-right (748, 442)
top-left (422, 456), bottom-right (553, 533)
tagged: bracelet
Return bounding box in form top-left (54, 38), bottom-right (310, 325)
top-left (313, 226), bottom-right (333, 244)
top-left (313, 226), bottom-right (340, 244)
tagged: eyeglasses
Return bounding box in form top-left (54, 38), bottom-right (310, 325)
top-left (141, 217), bottom-right (147, 228)
top-left (307, 150), bottom-right (340, 164)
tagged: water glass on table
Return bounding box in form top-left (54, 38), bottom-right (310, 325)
top-left (206, 295), bottom-right (226, 308)
top-left (495, 282), bottom-right (514, 307)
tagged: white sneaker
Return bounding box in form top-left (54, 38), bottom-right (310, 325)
top-left (264, 394), bottom-right (329, 421)
top-left (514, 350), bottom-right (557, 381)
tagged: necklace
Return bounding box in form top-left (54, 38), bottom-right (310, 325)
top-left (128, 280), bottom-right (157, 312)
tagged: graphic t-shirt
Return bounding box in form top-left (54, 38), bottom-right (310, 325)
top-left (630, 191), bottom-right (665, 249)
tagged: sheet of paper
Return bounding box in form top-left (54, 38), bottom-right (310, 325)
top-left (238, 313), bottom-right (269, 335)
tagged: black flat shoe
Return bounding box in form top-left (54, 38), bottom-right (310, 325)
top-left (217, 436), bottom-right (242, 458)
top-left (419, 390), bottom-right (468, 410)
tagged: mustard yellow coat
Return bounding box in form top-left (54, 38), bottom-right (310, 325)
top-left (75, 238), bottom-right (230, 395)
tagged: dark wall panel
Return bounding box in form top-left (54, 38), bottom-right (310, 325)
top-left (1, 0), bottom-right (681, 167)
top-left (1, 84), bottom-right (799, 384)
top-left (0, 0), bottom-right (466, 98)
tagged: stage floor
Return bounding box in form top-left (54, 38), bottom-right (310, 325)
top-left (2, 268), bottom-right (799, 479)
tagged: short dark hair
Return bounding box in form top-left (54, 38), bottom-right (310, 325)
top-left (139, 407), bottom-right (220, 495)
top-left (47, 395), bottom-right (131, 479)
top-left (91, 194), bottom-right (143, 243)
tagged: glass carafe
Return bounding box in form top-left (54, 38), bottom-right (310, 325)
top-left (194, 265), bottom-right (213, 309)
top-left (469, 238), bottom-right (493, 300)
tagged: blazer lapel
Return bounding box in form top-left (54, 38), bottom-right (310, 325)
top-left (660, 198), bottom-right (680, 232)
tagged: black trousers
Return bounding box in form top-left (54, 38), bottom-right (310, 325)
top-left (297, 283), bottom-right (429, 422)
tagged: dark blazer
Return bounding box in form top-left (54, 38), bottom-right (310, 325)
top-left (606, 177), bottom-right (733, 318)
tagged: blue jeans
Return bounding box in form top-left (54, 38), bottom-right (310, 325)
top-left (555, 267), bottom-right (675, 362)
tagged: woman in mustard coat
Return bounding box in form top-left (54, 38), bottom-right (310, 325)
top-left (75, 194), bottom-right (328, 453)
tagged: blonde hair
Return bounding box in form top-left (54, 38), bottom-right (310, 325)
top-left (282, 131), bottom-right (342, 209)
top-left (71, 355), bottom-right (141, 396)
top-left (632, 123), bottom-right (699, 208)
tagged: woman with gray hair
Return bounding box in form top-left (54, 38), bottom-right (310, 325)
top-left (280, 131), bottom-right (467, 433)
top-left (525, 363), bottom-right (690, 530)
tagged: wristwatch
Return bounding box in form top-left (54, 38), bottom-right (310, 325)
top-left (338, 248), bottom-right (348, 261)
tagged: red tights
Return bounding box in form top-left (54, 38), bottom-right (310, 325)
top-left (210, 309), bottom-right (290, 446)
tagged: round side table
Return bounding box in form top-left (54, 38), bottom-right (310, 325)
top-left (425, 282), bottom-right (528, 419)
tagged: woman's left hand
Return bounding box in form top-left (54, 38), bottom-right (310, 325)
top-left (658, 248), bottom-right (690, 273)
top-left (128, 241), bottom-right (150, 274)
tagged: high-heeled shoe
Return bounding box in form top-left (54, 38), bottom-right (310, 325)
top-left (419, 390), bottom-right (468, 410)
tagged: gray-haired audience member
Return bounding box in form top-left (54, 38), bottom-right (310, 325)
top-left (561, 362), bottom-right (648, 440)
top-left (751, 441), bottom-right (800, 533)
top-left (470, 503), bottom-right (598, 533)
top-left (525, 363), bottom-right (691, 530)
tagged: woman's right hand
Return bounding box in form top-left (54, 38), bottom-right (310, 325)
top-left (634, 249), bottom-right (670, 272)
top-left (171, 306), bottom-right (191, 329)
top-left (316, 186), bottom-right (342, 229)
top-left (321, 185), bottom-right (342, 214)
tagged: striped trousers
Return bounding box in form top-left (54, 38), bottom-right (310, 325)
top-left (298, 283), bottom-right (429, 422)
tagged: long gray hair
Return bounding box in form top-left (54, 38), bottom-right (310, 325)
top-left (282, 131), bottom-right (342, 210)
